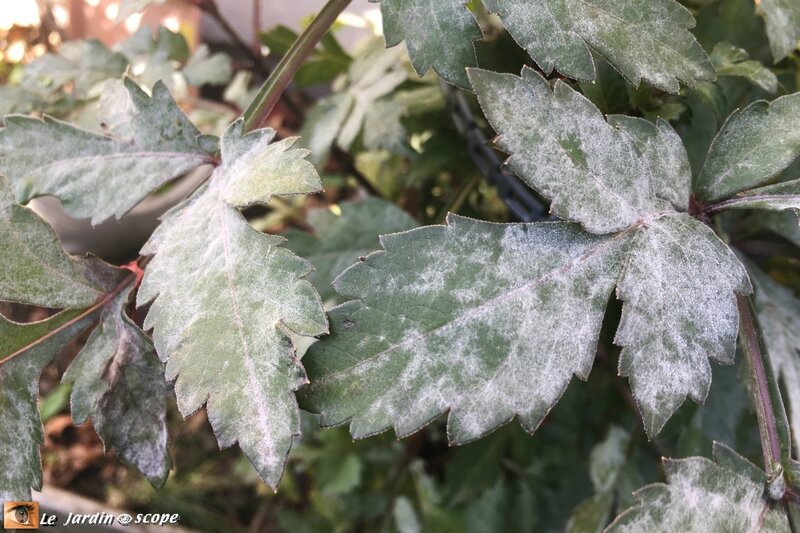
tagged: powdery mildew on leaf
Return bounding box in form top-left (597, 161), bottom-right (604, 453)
top-left (615, 214), bottom-right (752, 436)
top-left (0, 77), bottom-right (217, 223)
top-left (608, 443), bottom-right (789, 532)
top-left (749, 264), bottom-right (800, 456)
top-left (482, 0), bottom-right (715, 93)
top-left (697, 93), bottom-right (800, 202)
top-left (63, 270), bottom-right (170, 487)
top-left (0, 310), bottom-right (95, 500)
top-left (0, 178), bottom-right (103, 308)
top-left (370, 0), bottom-right (481, 89)
top-left (137, 119), bottom-right (327, 489)
top-left (469, 67), bottom-right (690, 234)
top-left (283, 198), bottom-right (418, 302)
top-left (759, 0), bottom-right (800, 62)
top-left (299, 215), bottom-right (629, 444)
top-left (710, 178), bottom-right (800, 213)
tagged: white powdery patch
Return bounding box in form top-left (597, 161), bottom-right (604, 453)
top-left (615, 213), bottom-right (752, 436)
top-left (303, 215), bottom-right (630, 444)
top-left (137, 120), bottom-right (327, 489)
top-left (609, 447), bottom-right (789, 532)
top-left (469, 67), bottom-right (691, 234)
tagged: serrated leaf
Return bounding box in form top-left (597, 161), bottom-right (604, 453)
top-left (0, 78), bottom-right (217, 223)
top-left (21, 40), bottom-right (127, 97)
top-left (299, 215), bottom-right (629, 443)
top-left (616, 214), bottom-right (751, 436)
top-left (0, 309), bottom-right (96, 500)
top-left (0, 178), bottom-right (103, 308)
top-left (283, 198), bottom-right (417, 302)
top-left (183, 45), bottom-right (233, 87)
top-left (63, 269), bottom-right (170, 486)
top-left (301, 40), bottom-right (407, 165)
top-left (469, 67), bottom-right (690, 234)
top-left (697, 93), bottom-right (800, 202)
top-left (370, 0), bottom-right (481, 89)
top-left (759, 0), bottom-right (800, 62)
top-left (482, 0), bottom-right (714, 93)
top-left (711, 178), bottom-right (800, 213)
top-left (749, 264), bottom-right (800, 456)
top-left (608, 443), bottom-right (788, 532)
top-left (709, 42), bottom-right (778, 93)
top-left (137, 119), bottom-right (327, 488)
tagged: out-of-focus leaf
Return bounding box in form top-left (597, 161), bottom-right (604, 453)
top-left (709, 42), bottom-right (778, 93)
top-left (183, 45), bottom-right (233, 87)
top-left (759, 0), bottom-right (800, 61)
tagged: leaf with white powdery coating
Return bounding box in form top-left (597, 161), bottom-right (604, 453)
top-left (709, 178), bottom-right (800, 213)
top-left (138, 119), bottom-right (327, 488)
top-left (469, 67), bottom-right (691, 234)
top-left (696, 93), bottom-right (800, 202)
top-left (369, 0), bottom-right (481, 89)
top-left (481, 0), bottom-right (715, 93)
top-left (759, 0), bottom-right (800, 62)
top-left (608, 443), bottom-right (789, 532)
top-left (0, 310), bottom-right (96, 500)
top-left (615, 214), bottom-right (752, 436)
top-left (63, 269), bottom-right (170, 487)
top-left (0, 178), bottom-right (103, 308)
top-left (299, 215), bottom-right (629, 443)
top-left (283, 198), bottom-right (417, 302)
top-left (0, 77), bottom-right (217, 224)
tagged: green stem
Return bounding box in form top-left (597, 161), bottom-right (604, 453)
top-left (737, 294), bottom-right (794, 482)
top-left (242, 0), bottom-right (352, 132)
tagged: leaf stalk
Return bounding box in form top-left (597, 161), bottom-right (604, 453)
top-left (242, 0), bottom-right (353, 132)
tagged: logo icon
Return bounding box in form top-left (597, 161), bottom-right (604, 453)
top-left (117, 513), bottom-right (133, 526)
top-left (3, 502), bottom-right (39, 529)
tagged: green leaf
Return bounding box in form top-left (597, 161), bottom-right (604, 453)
top-left (370, 0), bottom-right (481, 89)
top-left (608, 443), bottom-right (789, 532)
top-left (62, 269), bottom-right (170, 486)
top-left (709, 42), bottom-right (778, 93)
top-left (0, 78), bottom-right (217, 223)
top-left (759, 0), bottom-right (800, 62)
top-left (137, 119), bottom-right (327, 489)
top-left (749, 264), bottom-right (800, 456)
top-left (0, 178), bottom-right (103, 308)
top-left (374, 0), bottom-right (714, 91)
top-left (752, 210), bottom-right (800, 247)
top-left (469, 67), bottom-right (691, 234)
top-left (183, 45), bottom-right (233, 87)
top-left (301, 40), bottom-right (407, 165)
top-left (299, 215), bottom-right (629, 443)
top-left (481, 0), bottom-right (714, 93)
top-left (0, 309), bottom-right (96, 500)
top-left (283, 198), bottom-right (417, 302)
top-left (21, 40), bottom-right (127, 97)
top-left (260, 25), bottom-right (351, 88)
top-left (710, 178), bottom-right (800, 213)
top-left (616, 214), bottom-right (751, 436)
top-left (696, 93), bottom-right (800, 202)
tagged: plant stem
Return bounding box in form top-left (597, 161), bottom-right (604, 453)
top-left (737, 294), bottom-right (794, 480)
top-left (242, 0), bottom-right (352, 132)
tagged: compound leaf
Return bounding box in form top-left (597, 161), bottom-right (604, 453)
top-left (482, 0), bottom-right (714, 93)
top-left (0, 309), bottom-right (96, 500)
top-left (697, 93), bottom-right (800, 202)
top-left (0, 178), bottom-right (103, 308)
top-left (0, 77), bottom-right (217, 223)
top-left (138, 119), bottom-right (327, 488)
top-left (469, 67), bottom-right (691, 234)
top-left (63, 269), bottom-right (170, 487)
top-left (608, 443), bottom-right (788, 532)
top-left (615, 214), bottom-right (752, 436)
top-left (300, 215), bottom-right (629, 443)
top-left (759, 0), bottom-right (800, 62)
top-left (370, 0), bottom-right (481, 89)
